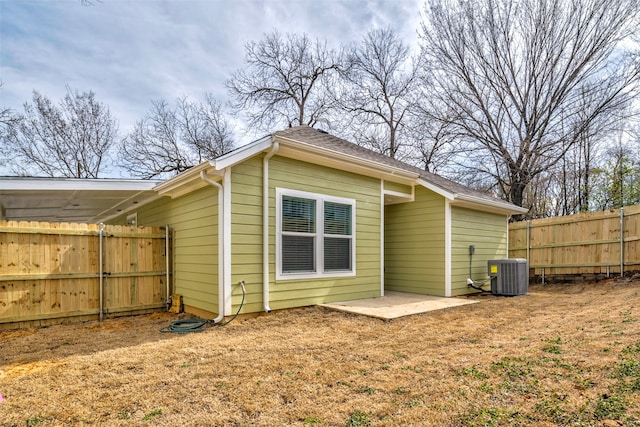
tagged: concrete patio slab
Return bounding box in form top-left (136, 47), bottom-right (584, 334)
top-left (319, 291), bottom-right (479, 320)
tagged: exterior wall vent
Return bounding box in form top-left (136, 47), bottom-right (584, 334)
top-left (488, 259), bottom-right (528, 296)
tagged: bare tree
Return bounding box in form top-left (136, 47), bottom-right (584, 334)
top-left (120, 94), bottom-right (234, 179)
top-left (403, 109), bottom-right (462, 174)
top-left (0, 85), bottom-right (20, 146)
top-left (334, 28), bottom-right (420, 160)
top-left (226, 30), bottom-right (341, 133)
top-left (590, 128), bottom-right (640, 210)
top-left (0, 105), bottom-right (16, 130)
top-left (3, 88), bottom-right (117, 178)
top-left (0, 107), bottom-right (20, 170)
top-left (420, 0), bottom-right (640, 212)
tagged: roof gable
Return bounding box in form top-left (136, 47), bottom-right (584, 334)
top-left (157, 125), bottom-right (526, 215)
top-left (273, 126), bottom-right (526, 215)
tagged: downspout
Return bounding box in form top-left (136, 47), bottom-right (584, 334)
top-left (165, 224), bottom-right (170, 309)
top-left (380, 180), bottom-right (385, 297)
top-left (200, 170), bottom-right (225, 323)
top-left (444, 199), bottom-right (452, 297)
top-left (263, 142), bottom-right (279, 313)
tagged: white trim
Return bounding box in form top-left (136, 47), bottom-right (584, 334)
top-left (415, 178), bottom-right (528, 216)
top-left (154, 162), bottom-right (213, 197)
top-left (506, 216), bottom-right (510, 258)
top-left (382, 189), bottom-right (414, 205)
top-left (380, 180), bottom-right (385, 297)
top-left (416, 178), bottom-right (456, 200)
top-left (263, 143), bottom-right (279, 313)
top-left (275, 187), bottom-right (356, 280)
top-left (199, 171), bottom-right (225, 323)
top-left (154, 137), bottom-right (273, 199)
top-left (214, 135), bottom-right (273, 170)
top-left (223, 168), bottom-right (232, 315)
top-left (454, 194), bottom-right (529, 215)
top-left (444, 199), bottom-right (452, 297)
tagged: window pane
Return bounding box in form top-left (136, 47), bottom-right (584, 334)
top-left (282, 196), bottom-right (316, 233)
top-left (324, 202), bottom-right (351, 235)
top-left (324, 237), bottom-right (351, 271)
top-left (282, 235), bottom-right (315, 273)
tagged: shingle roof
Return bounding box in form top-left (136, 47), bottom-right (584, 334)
top-left (273, 125), bottom-right (508, 207)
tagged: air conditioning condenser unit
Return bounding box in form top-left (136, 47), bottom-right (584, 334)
top-left (488, 259), bottom-right (528, 296)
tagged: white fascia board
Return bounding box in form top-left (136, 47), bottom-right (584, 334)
top-left (153, 162), bottom-right (216, 198)
top-left (275, 136), bottom-right (419, 184)
top-left (213, 135), bottom-right (273, 170)
top-left (453, 194), bottom-right (529, 215)
top-left (416, 178), bottom-right (527, 216)
top-left (154, 136), bottom-right (274, 198)
top-left (0, 177), bottom-right (161, 192)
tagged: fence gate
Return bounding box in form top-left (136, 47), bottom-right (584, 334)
top-left (0, 221), bottom-right (171, 329)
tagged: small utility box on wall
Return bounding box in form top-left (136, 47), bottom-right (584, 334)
top-left (488, 259), bottom-right (528, 296)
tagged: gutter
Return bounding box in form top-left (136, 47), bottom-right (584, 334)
top-left (454, 193), bottom-right (529, 215)
top-left (263, 141), bottom-right (279, 313)
top-left (199, 170), bottom-right (225, 323)
top-left (416, 178), bottom-right (527, 215)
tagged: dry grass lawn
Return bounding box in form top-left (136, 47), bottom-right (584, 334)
top-left (2, 278), bottom-right (640, 426)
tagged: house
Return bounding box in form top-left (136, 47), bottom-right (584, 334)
top-left (108, 125), bottom-right (527, 320)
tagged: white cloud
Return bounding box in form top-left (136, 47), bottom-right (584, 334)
top-left (1, 0), bottom-right (422, 152)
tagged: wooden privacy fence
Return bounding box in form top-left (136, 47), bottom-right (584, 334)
top-left (0, 221), bottom-right (171, 329)
top-left (509, 205), bottom-right (640, 281)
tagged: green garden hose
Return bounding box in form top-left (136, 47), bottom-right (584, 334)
top-left (160, 318), bottom-right (209, 333)
top-left (160, 280), bottom-right (246, 333)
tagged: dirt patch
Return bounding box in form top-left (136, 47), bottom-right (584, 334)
top-left (1, 279), bottom-right (640, 426)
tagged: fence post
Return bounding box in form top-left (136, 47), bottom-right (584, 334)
top-left (526, 220), bottom-right (530, 271)
top-left (620, 207), bottom-right (624, 277)
top-left (99, 223), bottom-right (104, 322)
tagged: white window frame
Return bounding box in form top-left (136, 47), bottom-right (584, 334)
top-left (276, 188), bottom-right (356, 280)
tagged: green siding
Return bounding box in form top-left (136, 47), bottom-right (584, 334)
top-left (230, 156), bottom-right (265, 314)
top-left (262, 155), bottom-right (382, 310)
top-left (105, 160), bottom-right (509, 317)
top-left (451, 206), bottom-right (507, 296)
top-left (385, 186), bottom-right (446, 295)
top-left (109, 186), bottom-right (219, 314)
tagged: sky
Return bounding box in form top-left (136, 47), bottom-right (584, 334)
top-left (0, 0), bottom-right (423, 164)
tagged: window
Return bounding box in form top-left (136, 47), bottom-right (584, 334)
top-left (277, 188), bottom-right (355, 279)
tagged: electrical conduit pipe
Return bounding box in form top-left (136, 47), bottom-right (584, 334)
top-left (200, 170), bottom-right (225, 323)
top-left (263, 142), bottom-right (279, 313)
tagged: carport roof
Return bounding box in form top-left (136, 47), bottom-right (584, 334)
top-left (0, 177), bottom-right (162, 223)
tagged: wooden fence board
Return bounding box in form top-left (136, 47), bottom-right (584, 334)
top-left (509, 205), bottom-right (640, 280)
top-left (0, 221), bottom-right (170, 329)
